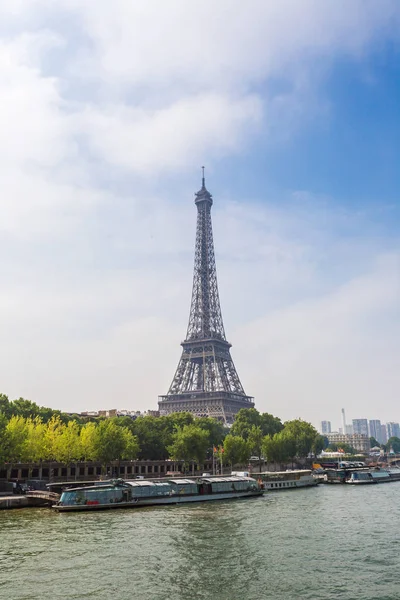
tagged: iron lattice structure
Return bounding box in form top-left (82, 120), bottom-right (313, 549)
top-left (158, 172), bottom-right (254, 424)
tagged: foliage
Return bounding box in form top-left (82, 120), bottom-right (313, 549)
top-left (312, 435), bottom-right (325, 457)
top-left (167, 424), bottom-right (210, 468)
top-left (130, 416), bottom-right (170, 460)
top-left (5, 416), bottom-right (29, 462)
top-left (0, 413), bottom-right (10, 463)
top-left (0, 393), bottom-right (81, 425)
top-left (281, 419), bottom-right (319, 459)
top-left (54, 421), bottom-right (81, 464)
top-left (0, 392), bottom-right (321, 472)
top-left (223, 435), bottom-right (250, 466)
top-left (44, 416), bottom-right (64, 461)
top-left (262, 432), bottom-right (292, 464)
top-left (92, 420), bottom-right (139, 466)
top-left (386, 437), bottom-right (400, 453)
top-left (230, 408), bottom-right (283, 440)
top-left (25, 417), bottom-right (47, 463)
top-left (369, 437), bottom-right (380, 448)
top-left (0, 394), bottom-right (12, 420)
top-left (195, 417), bottom-right (226, 447)
top-left (80, 422), bottom-right (98, 461)
top-left (247, 425), bottom-right (264, 471)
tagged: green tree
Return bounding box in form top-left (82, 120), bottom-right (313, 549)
top-left (169, 412), bottom-right (195, 430)
top-left (5, 416), bottom-right (29, 462)
top-left (386, 437), bottom-right (400, 453)
top-left (168, 424), bottom-right (210, 471)
top-left (0, 394), bottom-right (12, 419)
top-left (262, 432), bottom-right (291, 466)
top-left (0, 413), bottom-right (10, 463)
top-left (92, 420), bottom-right (139, 472)
top-left (43, 416), bottom-right (64, 461)
top-left (248, 426), bottom-right (264, 472)
top-left (120, 427), bottom-right (139, 460)
top-left (369, 437), bottom-right (380, 449)
top-left (230, 408), bottom-right (262, 439)
top-left (223, 435), bottom-right (250, 467)
top-left (131, 416), bottom-right (169, 460)
top-left (231, 408), bottom-right (283, 439)
top-left (260, 413), bottom-right (284, 437)
top-left (25, 417), bottom-right (47, 463)
top-left (312, 435), bottom-right (325, 457)
top-left (80, 422), bottom-right (98, 460)
top-left (196, 417), bottom-right (226, 447)
top-left (281, 419), bottom-right (318, 459)
top-left (54, 421), bottom-right (81, 465)
top-left (10, 398), bottom-right (41, 419)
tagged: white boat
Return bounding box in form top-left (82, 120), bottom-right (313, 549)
top-left (346, 468), bottom-right (400, 484)
top-left (53, 476), bottom-right (263, 512)
top-left (255, 469), bottom-right (318, 491)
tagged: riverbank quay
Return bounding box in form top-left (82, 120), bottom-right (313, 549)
top-left (0, 458), bottom-right (213, 483)
top-left (0, 495), bottom-right (30, 509)
top-left (0, 491), bottom-right (60, 510)
top-left (0, 457), bottom-right (313, 485)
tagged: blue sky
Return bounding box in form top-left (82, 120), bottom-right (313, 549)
top-left (0, 1), bottom-right (399, 429)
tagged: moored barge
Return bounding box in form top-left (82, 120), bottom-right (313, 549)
top-left (53, 476), bottom-right (262, 511)
top-left (256, 469), bottom-right (318, 491)
top-left (325, 466), bottom-right (400, 485)
top-left (346, 468), bottom-right (400, 485)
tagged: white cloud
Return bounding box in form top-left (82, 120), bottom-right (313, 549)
top-left (0, 1), bottom-right (398, 428)
top-left (234, 253), bottom-right (400, 426)
top-left (79, 93), bottom-right (262, 172)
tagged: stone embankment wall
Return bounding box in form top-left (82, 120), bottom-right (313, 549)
top-left (0, 460), bottom-right (215, 482)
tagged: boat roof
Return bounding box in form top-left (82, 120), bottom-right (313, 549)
top-left (125, 481), bottom-right (171, 488)
top-left (202, 476), bottom-right (253, 483)
top-left (168, 479), bottom-right (197, 485)
top-left (60, 475), bottom-right (255, 493)
top-left (258, 470), bottom-right (312, 476)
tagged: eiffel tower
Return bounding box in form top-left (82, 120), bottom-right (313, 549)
top-left (158, 169), bottom-right (254, 424)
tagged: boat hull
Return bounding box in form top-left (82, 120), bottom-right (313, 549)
top-left (263, 478), bottom-right (317, 491)
top-left (257, 470), bottom-right (318, 491)
top-left (54, 489), bottom-right (263, 512)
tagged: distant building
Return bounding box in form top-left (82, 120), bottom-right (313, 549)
top-left (369, 420), bottom-right (381, 442)
top-left (326, 432), bottom-right (370, 453)
top-left (89, 409), bottom-right (161, 419)
top-left (321, 421), bottom-right (332, 434)
top-left (98, 409), bottom-right (118, 418)
top-left (386, 422), bottom-right (400, 439)
top-left (345, 425), bottom-right (353, 435)
top-left (380, 424), bottom-right (388, 445)
top-left (341, 408), bottom-right (347, 435)
top-left (352, 419), bottom-right (369, 437)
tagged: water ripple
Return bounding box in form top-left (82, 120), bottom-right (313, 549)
top-left (1, 486), bottom-right (399, 599)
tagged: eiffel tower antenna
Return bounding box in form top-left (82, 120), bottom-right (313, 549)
top-left (158, 171), bottom-right (254, 424)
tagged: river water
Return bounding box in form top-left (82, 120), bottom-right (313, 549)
top-left (1, 483), bottom-right (399, 600)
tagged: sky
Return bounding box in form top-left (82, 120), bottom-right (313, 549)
top-left (0, 1), bottom-right (399, 430)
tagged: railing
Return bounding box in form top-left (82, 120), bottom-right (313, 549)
top-left (159, 392), bottom-right (254, 403)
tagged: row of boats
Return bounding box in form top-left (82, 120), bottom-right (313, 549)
top-left (52, 466), bottom-right (400, 512)
top-left (325, 466), bottom-right (400, 485)
top-left (53, 469), bottom-right (317, 512)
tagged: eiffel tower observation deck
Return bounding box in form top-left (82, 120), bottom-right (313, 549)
top-left (158, 169), bottom-right (254, 424)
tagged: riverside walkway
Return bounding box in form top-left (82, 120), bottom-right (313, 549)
top-left (0, 491), bottom-right (59, 510)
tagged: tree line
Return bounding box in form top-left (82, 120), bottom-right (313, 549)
top-left (0, 393), bottom-right (324, 471)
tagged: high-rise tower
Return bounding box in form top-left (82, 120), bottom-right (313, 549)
top-left (158, 170), bottom-right (254, 424)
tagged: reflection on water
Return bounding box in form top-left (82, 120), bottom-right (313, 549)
top-left (1, 485), bottom-right (399, 600)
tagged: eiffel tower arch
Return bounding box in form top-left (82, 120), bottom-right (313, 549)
top-left (158, 170), bottom-right (254, 424)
